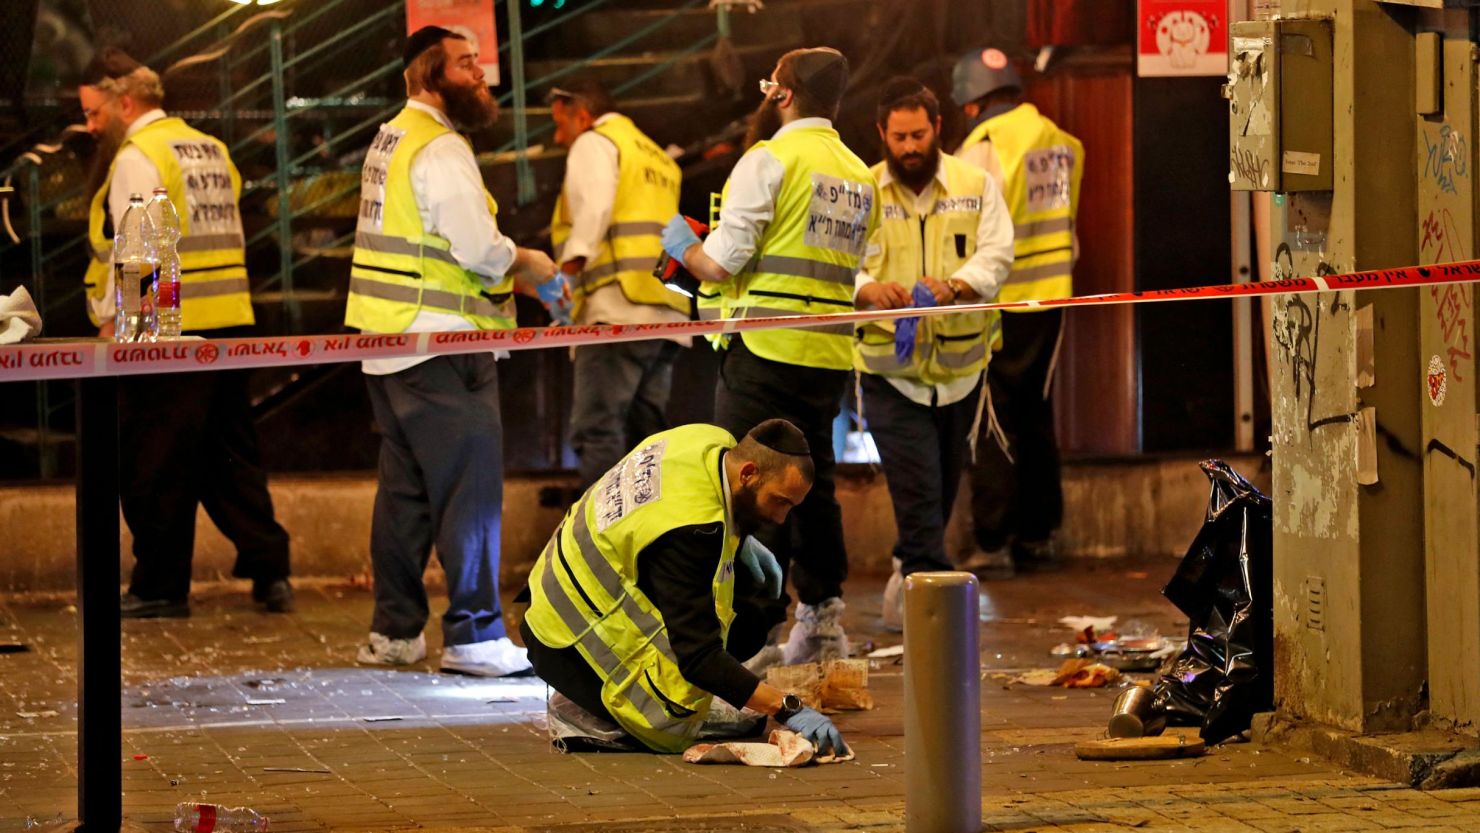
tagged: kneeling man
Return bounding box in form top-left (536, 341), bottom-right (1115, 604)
top-left (522, 419), bottom-right (848, 755)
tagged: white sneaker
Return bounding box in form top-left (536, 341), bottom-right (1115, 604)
top-left (356, 632), bottom-right (427, 666)
top-left (783, 597), bottom-right (850, 665)
top-left (882, 558), bottom-right (905, 633)
top-left (742, 643), bottom-right (785, 676)
top-left (440, 637), bottom-right (533, 677)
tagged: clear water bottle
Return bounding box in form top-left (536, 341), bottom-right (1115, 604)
top-left (113, 193), bottom-right (158, 343)
top-left (173, 802), bottom-right (269, 832)
top-left (147, 187), bottom-right (183, 338)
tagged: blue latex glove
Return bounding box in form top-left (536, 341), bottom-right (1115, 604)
top-left (661, 214), bottom-right (701, 262)
top-left (893, 282), bottom-right (938, 363)
top-left (537, 274), bottom-right (573, 326)
top-left (784, 706), bottom-right (849, 757)
top-left (738, 536), bottom-right (783, 599)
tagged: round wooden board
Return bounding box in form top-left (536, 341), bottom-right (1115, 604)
top-left (1074, 734), bottom-right (1206, 761)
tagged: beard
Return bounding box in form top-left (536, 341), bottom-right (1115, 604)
top-left (744, 95), bottom-right (783, 149)
top-left (86, 119), bottom-right (126, 200)
top-left (438, 78), bottom-right (498, 132)
top-left (731, 482), bottom-right (768, 539)
top-left (885, 137), bottom-right (941, 192)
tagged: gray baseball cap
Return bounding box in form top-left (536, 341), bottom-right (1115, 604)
top-left (951, 47), bottom-right (1022, 106)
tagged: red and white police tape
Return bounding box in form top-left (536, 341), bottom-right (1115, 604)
top-left (4, 258), bottom-right (1480, 383)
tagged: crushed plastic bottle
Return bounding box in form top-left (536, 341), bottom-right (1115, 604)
top-left (146, 187), bottom-right (183, 338)
top-left (173, 801), bottom-right (269, 832)
top-left (113, 193), bottom-right (158, 342)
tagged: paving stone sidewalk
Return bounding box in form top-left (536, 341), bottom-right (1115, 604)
top-left (2, 559), bottom-right (1477, 832)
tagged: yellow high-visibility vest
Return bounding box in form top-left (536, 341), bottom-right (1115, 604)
top-left (960, 104), bottom-right (1082, 308)
top-left (855, 154), bottom-right (1001, 383)
top-left (709, 125), bottom-right (879, 370)
top-left (551, 114), bottom-right (686, 317)
top-left (344, 106), bottom-right (514, 333)
top-left (86, 117), bottom-right (253, 330)
top-left (525, 424), bottom-right (741, 754)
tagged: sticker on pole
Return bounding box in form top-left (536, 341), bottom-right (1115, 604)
top-left (1428, 354), bottom-right (1448, 406)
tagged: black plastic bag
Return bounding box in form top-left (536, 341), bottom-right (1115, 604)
top-left (1152, 460), bottom-right (1274, 744)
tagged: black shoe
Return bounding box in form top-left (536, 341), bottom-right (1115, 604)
top-left (120, 592), bottom-right (190, 619)
top-left (253, 578), bottom-right (295, 613)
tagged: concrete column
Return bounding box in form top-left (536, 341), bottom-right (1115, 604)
top-left (1268, 0), bottom-right (1426, 733)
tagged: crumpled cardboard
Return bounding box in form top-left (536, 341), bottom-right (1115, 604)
top-left (765, 659), bottom-right (874, 712)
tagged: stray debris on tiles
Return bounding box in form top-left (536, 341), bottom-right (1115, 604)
top-left (16, 710), bottom-right (58, 719)
top-left (684, 729), bottom-right (854, 767)
top-left (766, 659), bottom-right (874, 711)
top-left (0, 640), bottom-right (28, 654)
top-left (1074, 733), bottom-right (1205, 761)
top-left (1007, 659), bottom-right (1122, 689)
top-left (865, 644), bottom-right (903, 659)
top-left (263, 766), bottom-right (330, 774)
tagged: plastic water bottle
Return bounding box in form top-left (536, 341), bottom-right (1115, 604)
top-left (113, 193), bottom-right (157, 342)
top-left (173, 802), bottom-right (269, 832)
top-left (147, 187), bottom-right (183, 338)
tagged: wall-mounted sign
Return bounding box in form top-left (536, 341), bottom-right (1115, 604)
top-left (1138, 1), bottom-right (1227, 77)
top-left (407, 0), bottom-right (500, 85)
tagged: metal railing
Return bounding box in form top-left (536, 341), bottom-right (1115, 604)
top-left (3, 0), bottom-right (736, 480)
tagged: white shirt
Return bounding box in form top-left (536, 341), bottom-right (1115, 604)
top-left (362, 100), bottom-right (518, 375)
top-left (89, 108), bottom-right (168, 324)
top-left (700, 117), bottom-right (835, 275)
top-left (558, 113), bottom-right (689, 344)
top-left (956, 140), bottom-right (1006, 192)
top-left (854, 155), bottom-right (1014, 407)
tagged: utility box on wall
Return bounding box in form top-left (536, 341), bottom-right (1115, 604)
top-left (1226, 18), bottom-right (1334, 192)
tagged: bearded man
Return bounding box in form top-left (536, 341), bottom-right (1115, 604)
top-left (851, 78), bottom-right (1013, 630)
top-left (658, 48), bottom-right (879, 669)
top-left (80, 47), bottom-right (293, 619)
top-left (345, 26), bottom-right (564, 676)
top-left (523, 419), bottom-right (850, 756)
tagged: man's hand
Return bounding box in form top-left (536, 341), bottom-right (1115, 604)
top-left (536, 274), bottom-right (574, 326)
top-left (783, 706), bottom-right (849, 757)
top-left (917, 275), bottom-right (955, 306)
top-left (512, 247), bottom-right (557, 287)
top-left (738, 536), bottom-right (783, 599)
top-left (661, 214), bottom-right (702, 262)
top-left (856, 281), bottom-right (910, 310)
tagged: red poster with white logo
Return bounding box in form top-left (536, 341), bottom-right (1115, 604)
top-left (407, 0), bottom-right (500, 85)
top-left (1137, 0), bottom-right (1227, 77)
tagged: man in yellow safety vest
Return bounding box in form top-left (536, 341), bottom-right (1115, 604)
top-left (548, 79), bottom-right (691, 490)
top-left (659, 48), bottom-right (879, 669)
top-left (523, 418), bottom-right (849, 756)
top-left (952, 47), bottom-right (1084, 577)
top-left (80, 47), bottom-right (292, 619)
top-left (853, 78), bottom-right (1014, 630)
top-left (345, 26), bottom-right (563, 676)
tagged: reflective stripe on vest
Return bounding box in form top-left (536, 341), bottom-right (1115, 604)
top-left (716, 125), bottom-right (878, 370)
top-left (854, 154), bottom-right (997, 384)
top-left (550, 115), bottom-right (684, 317)
top-left (960, 104), bottom-right (1083, 308)
top-left (85, 117), bottom-right (254, 331)
top-left (345, 106), bottom-right (514, 333)
top-left (524, 426), bottom-right (740, 753)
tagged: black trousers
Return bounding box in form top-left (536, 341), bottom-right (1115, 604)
top-left (363, 354), bottom-right (507, 646)
top-left (712, 336), bottom-right (849, 628)
top-left (863, 373), bottom-right (981, 576)
top-left (968, 309), bottom-right (1065, 551)
top-left (119, 369), bottom-right (290, 601)
top-left (569, 339), bottom-right (680, 490)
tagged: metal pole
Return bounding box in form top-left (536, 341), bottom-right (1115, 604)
top-left (219, 20), bottom-right (236, 145)
top-left (27, 166), bottom-right (55, 478)
top-left (75, 375), bottom-right (120, 832)
top-left (1232, 192), bottom-right (1255, 451)
top-left (904, 572), bottom-right (980, 833)
top-left (507, 0), bottom-right (535, 205)
top-left (269, 18), bottom-right (299, 330)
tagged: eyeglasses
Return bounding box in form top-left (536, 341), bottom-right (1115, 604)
top-left (758, 78), bottom-right (786, 98)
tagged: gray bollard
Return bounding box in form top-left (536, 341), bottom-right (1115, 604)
top-left (904, 571), bottom-right (981, 833)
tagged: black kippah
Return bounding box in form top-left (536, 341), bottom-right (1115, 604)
top-left (792, 49), bottom-right (849, 106)
top-left (749, 419), bottom-right (811, 456)
top-left (82, 46), bottom-right (142, 86)
top-left (404, 25), bottom-right (455, 69)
